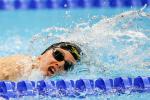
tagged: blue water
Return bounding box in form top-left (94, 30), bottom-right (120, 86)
top-left (0, 8), bottom-right (134, 56)
top-left (0, 8), bottom-right (150, 99)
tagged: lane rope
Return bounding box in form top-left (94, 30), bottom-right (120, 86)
top-left (0, 0), bottom-right (149, 10)
top-left (0, 76), bottom-right (150, 99)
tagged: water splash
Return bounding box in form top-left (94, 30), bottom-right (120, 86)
top-left (30, 9), bottom-right (150, 80)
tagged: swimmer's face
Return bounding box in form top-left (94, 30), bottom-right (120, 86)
top-left (37, 48), bottom-right (76, 77)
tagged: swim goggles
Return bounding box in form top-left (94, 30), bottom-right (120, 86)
top-left (52, 49), bottom-right (74, 71)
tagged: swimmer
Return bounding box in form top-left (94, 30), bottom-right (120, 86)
top-left (0, 42), bottom-right (81, 81)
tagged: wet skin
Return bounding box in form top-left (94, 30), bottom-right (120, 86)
top-left (37, 48), bottom-right (76, 76)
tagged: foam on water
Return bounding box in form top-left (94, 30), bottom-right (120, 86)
top-left (0, 8), bottom-right (148, 100)
top-left (28, 9), bottom-right (150, 81)
top-left (0, 9), bottom-right (149, 82)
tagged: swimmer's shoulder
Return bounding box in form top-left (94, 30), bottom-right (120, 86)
top-left (0, 55), bottom-right (32, 62)
top-left (0, 54), bottom-right (33, 72)
top-left (0, 55), bottom-right (33, 81)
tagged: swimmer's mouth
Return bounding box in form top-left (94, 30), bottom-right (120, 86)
top-left (48, 66), bottom-right (56, 75)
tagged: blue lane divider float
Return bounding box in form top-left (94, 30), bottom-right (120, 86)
top-left (0, 0), bottom-right (150, 10)
top-left (0, 76), bottom-right (150, 99)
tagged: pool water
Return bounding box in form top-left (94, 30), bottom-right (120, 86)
top-left (0, 8), bottom-right (150, 99)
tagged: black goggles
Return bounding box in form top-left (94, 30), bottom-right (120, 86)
top-left (52, 49), bottom-right (74, 71)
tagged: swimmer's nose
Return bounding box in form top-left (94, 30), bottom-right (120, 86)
top-left (53, 63), bottom-right (62, 70)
